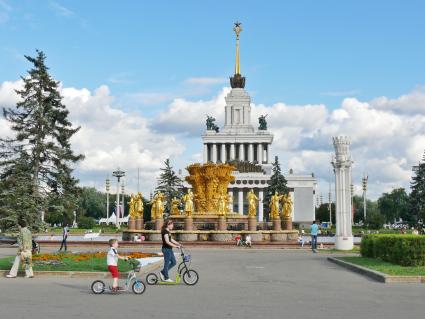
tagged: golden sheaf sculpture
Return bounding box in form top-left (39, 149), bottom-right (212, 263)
top-left (185, 163), bottom-right (235, 214)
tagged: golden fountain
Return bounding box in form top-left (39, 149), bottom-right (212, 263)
top-left (185, 163), bottom-right (235, 214)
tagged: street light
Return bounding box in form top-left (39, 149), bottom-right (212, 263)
top-left (362, 173), bottom-right (368, 221)
top-left (112, 168), bottom-right (125, 229)
top-left (106, 176), bottom-right (110, 222)
top-left (121, 182), bottom-right (125, 218)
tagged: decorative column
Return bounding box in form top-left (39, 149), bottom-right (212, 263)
top-left (230, 144), bottom-right (236, 160)
top-left (332, 136), bottom-right (354, 250)
top-left (239, 143), bottom-right (245, 161)
top-left (248, 144), bottom-right (254, 162)
top-left (267, 144), bottom-right (272, 163)
top-left (221, 144), bottom-right (226, 163)
top-left (257, 144), bottom-right (263, 164)
top-left (203, 144), bottom-right (208, 163)
top-left (258, 189), bottom-right (264, 222)
top-left (212, 143), bottom-right (217, 163)
top-left (238, 189), bottom-right (244, 215)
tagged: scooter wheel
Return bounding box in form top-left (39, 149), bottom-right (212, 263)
top-left (91, 280), bottom-right (105, 294)
top-left (182, 269), bottom-right (199, 286)
top-left (132, 280), bottom-right (146, 294)
top-left (146, 273), bottom-right (158, 285)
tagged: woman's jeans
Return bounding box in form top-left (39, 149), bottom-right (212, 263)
top-left (161, 247), bottom-right (176, 279)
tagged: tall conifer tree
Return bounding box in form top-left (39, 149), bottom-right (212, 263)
top-left (156, 158), bottom-right (183, 215)
top-left (264, 156), bottom-right (289, 220)
top-left (410, 151), bottom-right (425, 224)
top-left (0, 50), bottom-right (83, 229)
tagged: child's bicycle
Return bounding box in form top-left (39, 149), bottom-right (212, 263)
top-left (146, 247), bottom-right (199, 286)
top-left (91, 259), bottom-right (146, 294)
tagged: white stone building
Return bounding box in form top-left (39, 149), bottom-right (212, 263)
top-left (181, 22), bottom-right (316, 223)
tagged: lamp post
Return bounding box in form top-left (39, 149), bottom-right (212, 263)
top-left (112, 168), bottom-right (125, 229)
top-left (121, 183), bottom-right (125, 218)
top-left (106, 177), bottom-right (110, 221)
top-left (350, 183), bottom-right (354, 223)
top-left (328, 191), bottom-right (332, 225)
top-left (362, 173), bottom-right (368, 221)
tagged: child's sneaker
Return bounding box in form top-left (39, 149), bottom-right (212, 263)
top-left (164, 278), bottom-right (174, 283)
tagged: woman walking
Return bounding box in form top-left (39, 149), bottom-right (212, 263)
top-left (160, 220), bottom-right (181, 282)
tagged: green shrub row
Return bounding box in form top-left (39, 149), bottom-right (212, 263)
top-left (360, 234), bottom-right (425, 266)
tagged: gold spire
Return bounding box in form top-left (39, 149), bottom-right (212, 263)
top-left (233, 21), bottom-right (242, 75)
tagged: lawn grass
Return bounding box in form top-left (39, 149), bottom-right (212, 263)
top-left (318, 247), bottom-right (360, 254)
top-left (338, 256), bottom-right (425, 276)
top-left (0, 252), bottom-right (159, 272)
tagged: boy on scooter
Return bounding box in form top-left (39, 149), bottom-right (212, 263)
top-left (107, 239), bottom-right (128, 292)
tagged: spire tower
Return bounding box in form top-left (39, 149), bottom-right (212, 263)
top-left (230, 21), bottom-right (246, 88)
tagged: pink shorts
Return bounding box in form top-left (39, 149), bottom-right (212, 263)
top-left (108, 265), bottom-right (119, 278)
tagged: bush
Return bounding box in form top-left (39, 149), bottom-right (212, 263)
top-left (78, 216), bottom-right (96, 229)
top-left (361, 234), bottom-right (425, 266)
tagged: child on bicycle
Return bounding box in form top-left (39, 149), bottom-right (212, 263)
top-left (107, 239), bottom-right (128, 291)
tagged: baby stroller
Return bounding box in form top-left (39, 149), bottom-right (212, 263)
top-left (32, 239), bottom-right (40, 255)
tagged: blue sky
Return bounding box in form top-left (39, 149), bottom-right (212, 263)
top-left (1, 0), bottom-right (425, 199)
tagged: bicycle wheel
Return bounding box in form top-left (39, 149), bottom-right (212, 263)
top-left (182, 269), bottom-right (199, 286)
top-left (132, 280), bottom-right (146, 294)
top-left (146, 273), bottom-right (158, 285)
top-left (178, 261), bottom-right (187, 275)
top-left (91, 280), bottom-right (105, 294)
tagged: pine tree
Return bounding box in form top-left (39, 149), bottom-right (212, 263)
top-left (0, 50), bottom-right (84, 229)
top-left (156, 159), bottom-right (183, 215)
top-left (264, 156), bottom-right (289, 220)
top-left (409, 151), bottom-right (425, 224)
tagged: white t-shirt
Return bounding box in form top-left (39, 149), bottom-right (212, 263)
top-left (107, 247), bottom-right (118, 266)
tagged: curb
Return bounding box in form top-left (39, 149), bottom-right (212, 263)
top-left (327, 257), bottom-right (425, 283)
top-left (0, 260), bottom-right (162, 279)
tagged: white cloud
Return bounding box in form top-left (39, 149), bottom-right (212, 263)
top-left (370, 85), bottom-right (425, 115)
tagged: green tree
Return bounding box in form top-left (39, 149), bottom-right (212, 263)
top-left (155, 159), bottom-right (183, 215)
top-left (0, 50), bottom-right (83, 229)
top-left (365, 211), bottom-right (386, 229)
top-left (264, 156), bottom-right (289, 220)
top-left (76, 187), bottom-right (105, 220)
top-left (410, 151), bottom-right (425, 224)
top-left (378, 188), bottom-right (410, 223)
top-left (315, 203), bottom-right (336, 224)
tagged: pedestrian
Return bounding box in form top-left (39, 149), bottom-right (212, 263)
top-left (310, 220), bottom-right (319, 253)
top-left (59, 224), bottom-right (69, 252)
top-left (6, 220), bottom-right (34, 278)
top-left (160, 220), bottom-right (181, 283)
top-left (107, 239), bottom-right (128, 292)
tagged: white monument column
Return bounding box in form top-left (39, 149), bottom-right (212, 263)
top-left (212, 143), bottom-right (217, 163)
top-left (239, 143), bottom-right (245, 161)
top-left (230, 144), bottom-right (236, 160)
top-left (332, 136), bottom-right (354, 250)
top-left (257, 143), bottom-right (263, 164)
top-left (238, 189), bottom-right (244, 215)
top-left (203, 144), bottom-right (208, 163)
top-left (267, 144), bottom-right (272, 163)
top-left (248, 144), bottom-right (254, 162)
top-left (221, 144), bottom-right (226, 163)
top-left (258, 189), bottom-right (264, 222)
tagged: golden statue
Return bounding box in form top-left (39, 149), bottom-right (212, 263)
top-left (247, 189), bottom-right (259, 217)
top-left (150, 192), bottom-right (165, 219)
top-left (171, 197), bottom-right (181, 216)
top-left (182, 190), bottom-right (194, 217)
top-left (128, 194), bottom-right (137, 218)
top-left (282, 193), bottom-right (293, 219)
top-left (270, 191), bottom-right (283, 219)
top-left (226, 193), bottom-right (233, 214)
top-left (135, 192), bottom-right (144, 217)
top-left (217, 192), bottom-right (227, 216)
top-left (185, 163), bottom-right (235, 214)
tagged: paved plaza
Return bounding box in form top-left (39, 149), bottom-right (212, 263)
top-left (0, 247), bottom-right (424, 319)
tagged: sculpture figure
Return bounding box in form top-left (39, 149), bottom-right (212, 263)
top-left (128, 194), bottom-right (137, 218)
top-left (182, 190), bottom-right (194, 217)
top-left (171, 197), bottom-right (181, 216)
top-left (247, 189), bottom-right (259, 217)
top-left (269, 191), bottom-right (283, 219)
top-left (226, 193), bottom-right (233, 214)
top-left (150, 192), bottom-right (165, 219)
top-left (258, 114), bottom-right (268, 130)
top-left (282, 193), bottom-right (293, 219)
top-left (135, 192), bottom-right (144, 217)
top-left (217, 192), bottom-right (227, 216)
top-left (206, 115), bottom-right (219, 132)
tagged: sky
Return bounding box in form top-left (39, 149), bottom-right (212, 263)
top-left (0, 0), bottom-right (424, 200)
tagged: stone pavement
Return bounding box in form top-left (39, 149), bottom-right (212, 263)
top-left (0, 247), bottom-right (424, 319)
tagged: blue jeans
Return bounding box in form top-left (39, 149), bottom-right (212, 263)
top-left (311, 235), bottom-right (318, 250)
top-left (161, 247), bottom-right (176, 280)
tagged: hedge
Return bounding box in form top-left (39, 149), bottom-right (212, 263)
top-left (360, 234), bottom-right (425, 266)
